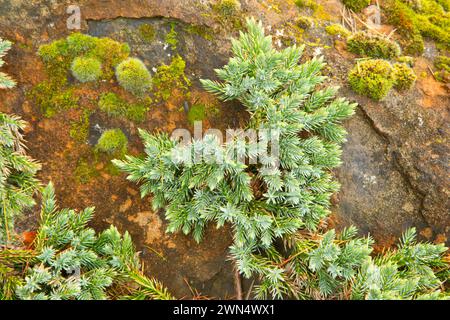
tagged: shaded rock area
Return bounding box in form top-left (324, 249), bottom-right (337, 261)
top-left (0, 0), bottom-right (448, 298)
top-left (328, 49), bottom-right (449, 246)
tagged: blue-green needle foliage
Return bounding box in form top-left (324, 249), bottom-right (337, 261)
top-left (233, 226), bottom-right (448, 300)
top-left (2, 183), bottom-right (173, 300)
top-left (350, 227), bottom-right (449, 300)
top-left (0, 113), bottom-right (40, 245)
top-left (115, 18), bottom-right (352, 295)
top-left (114, 18), bottom-right (449, 300)
top-left (116, 18), bottom-right (356, 245)
top-left (0, 115), bottom-right (172, 300)
top-left (0, 38), bottom-right (16, 89)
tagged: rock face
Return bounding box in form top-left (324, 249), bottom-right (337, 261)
top-left (0, 0), bottom-right (448, 299)
top-left (335, 84), bottom-right (449, 245)
top-left (327, 39), bottom-right (449, 245)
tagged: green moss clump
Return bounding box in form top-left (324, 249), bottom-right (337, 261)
top-left (98, 92), bottom-right (147, 122)
top-left (342, 0), bottom-right (370, 12)
top-left (115, 58), bottom-right (152, 97)
top-left (214, 0), bottom-right (241, 16)
top-left (433, 55), bottom-right (450, 82)
top-left (415, 14), bottom-right (450, 46)
top-left (383, 1), bottom-right (419, 35)
top-left (96, 129), bottom-right (128, 156)
top-left (435, 0), bottom-right (450, 10)
top-left (165, 23), bottom-right (178, 50)
top-left (184, 24), bottom-right (214, 41)
top-left (295, 0), bottom-right (319, 11)
top-left (325, 24), bottom-right (351, 37)
top-left (383, 0), bottom-right (449, 54)
top-left (347, 31), bottom-right (402, 59)
top-left (187, 104), bottom-right (206, 124)
top-left (404, 32), bottom-right (425, 55)
top-left (38, 40), bottom-right (72, 83)
top-left (66, 33), bottom-right (97, 56)
top-left (29, 81), bottom-right (79, 117)
top-left (434, 55), bottom-right (450, 72)
top-left (98, 92), bottom-right (123, 117)
top-left (277, 21), bottom-right (304, 47)
top-left (212, 0), bottom-right (243, 29)
top-left (396, 55), bottom-right (414, 66)
top-left (34, 33), bottom-right (133, 119)
top-left (70, 108), bottom-right (91, 143)
top-left (38, 39), bottom-right (70, 63)
top-left (125, 101), bottom-right (148, 122)
top-left (296, 16), bottom-right (314, 29)
top-left (348, 59), bottom-right (395, 100)
top-left (138, 24), bottom-right (156, 43)
top-left (88, 38), bottom-right (130, 79)
top-left (392, 62), bottom-right (417, 90)
top-left (38, 33), bottom-right (130, 82)
top-left (71, 57), bottom-right (102, 83)
top-left (152, 55), bottom-right (191, 102)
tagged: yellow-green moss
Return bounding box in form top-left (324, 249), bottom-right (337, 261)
top-left (34, 33), bottom-right (136, 122)
top-left (383, 0), bottom-right (449, 54)
top-left (66, 33), bottom-right (97, 56)
top-left (325, 24), bottom-right (351, 38)
top-left (396, 55), bottom-right (415, 66)
top-left (125, 101), bottom-right (149, 122)
top-left (296, 16), bottom-right (314, 29)
top-left (74, 158), bottom-right (99, 184)
top-left (212, 0), bottom-right (243, 29)
top-left (187, 104), bottom-right (206, 124)
top-left (37, 40), bottom-right (72, 83)
top-left (213, 0), bottom-right (241, 16)
top-left (88, 38), bottom-right (130, 79)
top-left (70, 108), bottom-right (91, 143)
top-left (184, 24), bottom-right (214, 41)
top-left (98, 92), bottom-right (148, 122)
top-left (435, 0), bottom-right (450, 10)
top-left (138, 24), bottom-right (156, 43)
top-left (71, 57), bottom-right (102, 83)
top-left (342, 0), bottom-right (370, 12)
top-left (280, 22), bottom-right (305, 47)
top-left (415, 14), bottom-right (450, 45)
top-left (295, 0), bottom-right (319, 11)
top-left (38, 39), bottom-right (70, 62)
top-left (115, 58), bottom-right (152, 97)
top-left (347, 31), bottom-right (402, 59)
top-left (38, 33), bottom-right (130, 82)
top-left (434, 55), bottom-right (450, 71)
top-left (152, 55), bottom-right (191, 102)
top-left (348, 59), bottom-right (395, 100)
top-left (434, 55), bottom-right (450, 82)
top-left (98, 92), bottom-right (123, 117)
top-left (28, 81), bottom-right (79, 117)
top-left (96, 128), bottom-right (128, 156)
top-left (165, 22), bottom-right (178, 50)
top-left (392, 62), bottom-right (417, 90)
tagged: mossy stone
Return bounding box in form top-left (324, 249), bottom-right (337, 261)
top-left (348, 59), bottom-right (395, 100)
